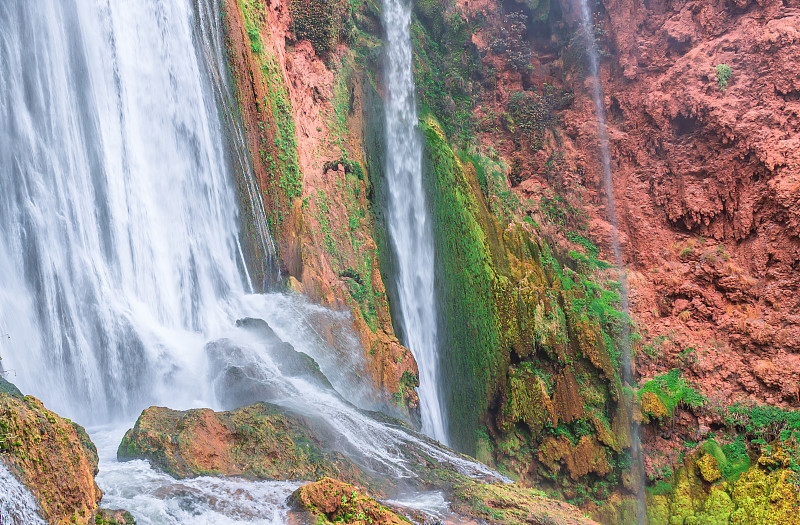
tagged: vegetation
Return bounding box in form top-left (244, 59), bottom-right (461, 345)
top-left (289, 0), bottom-right (340, 55)
top-left (505, 86), bottom-right (573, 151)
top-left (715, 63), bottom-right (732, 92)
top-left (235, 0), bottom-right (303, 227)
top-left (412, 0), bottom-right (480, 143)
top-left (638, 369), bottom-right (707, 422)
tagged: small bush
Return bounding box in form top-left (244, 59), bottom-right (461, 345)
top-left (715, 64), bottom-right (732, 92)
top-left (725, 402), bottom-right (800, 442)
top-left (507, 85), bottom-right (573, 151)
top-left (491, 12), bottom-right (532, 72)
top-left (638, 369), bottom-right (707, 418)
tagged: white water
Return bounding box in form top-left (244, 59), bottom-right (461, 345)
top-left (576, 3), bottom-right (645, 523)
top-left (383, 0), bottom-right (448, 444)
top-left (0, 0), bottom-right (248, 421)
top-left (0, 0), bottom-right (503, 521)
top-left (0, 464), bottom-right (47, 525)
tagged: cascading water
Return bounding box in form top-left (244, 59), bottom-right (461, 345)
top-left (0, 0), bottom-right (504, 522)
top-left (383, 0), bottom-right (449, 444)
top-left (576, 1), bottom-right (646, 523)
top-left (0, 464), bottom-right (47, 525)
top-left (0, 0), bottom-right (249, 422)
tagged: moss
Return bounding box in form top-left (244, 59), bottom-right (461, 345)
top-left (501, 363), bottom-right (556, 434)
top-left (697, 453), bottom-right (722, 483)
top-left (421, 115), bottom-right (505, 453)
top-left (731, 467), bottom-right (799, 524)
top-left (640, 391), bottom-right (669, 423)
top-left (411, 1), bottom-right (481, 143)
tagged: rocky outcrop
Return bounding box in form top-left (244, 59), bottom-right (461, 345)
top-left (644, 440), bottom-right (800, 525)
top-left (450, 481), bottom-right (603, 525)
top-left (398, 0), bottom-right (800, 518)
top-left (222, 0), bottom-right (420, 418)
top-left (117, 403), bottom-right (365, 484)
top-left (289, 476), bottom-right (602, 525)
top-left (0, 377), bottom-right (133, 525)
top-left (590, 0), bottom-right (800, 408)
top-left (289, 478), bottom-right (409, 525)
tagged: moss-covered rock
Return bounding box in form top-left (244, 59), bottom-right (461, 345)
top-left (450, 481), bottom-right (602, 525)
top-left (644, 440), bottom-right (800, 525)
top-left (0, 381), bottom-right (134, 524)
top-left (697, 453), bottom-right (722, 483)
top-left (117, 403), bottom-right (366, 486)
top-left (290, 477), bottom-right (409, 524)
top-left (420, 112), bottom-right (630, 506)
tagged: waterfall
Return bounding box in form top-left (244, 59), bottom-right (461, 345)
top-left (0, 0), bottom-right (506, 522)
top-left (576, 1), bottom-right (646, 522)
top-left (0, 0), bottom-right (251, 421)
top-left (382, 0), bottom-right (449, 444)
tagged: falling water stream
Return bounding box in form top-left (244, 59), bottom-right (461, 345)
top-left (576, 1), bottom-right (646, 523)
top-left (383, 0), bottom-right (449, 444)
top-left (0, 0), bottom-right (501, 522)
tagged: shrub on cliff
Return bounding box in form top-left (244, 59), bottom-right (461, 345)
top-left (715, 63), bottom-right (732, 92)
top-left (638, 369), bottom-right (706, 419)
top-left (506, 85), bottom-right (573, 151)
top-left (491, 12), bottom-right (533, 72)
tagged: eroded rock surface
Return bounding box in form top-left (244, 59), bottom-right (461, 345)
top-left (117, 403), bottom-right (365, 484)
top-left (0, 378), bottom-right (133, 524)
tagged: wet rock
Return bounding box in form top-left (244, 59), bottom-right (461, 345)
top-left (289, 478), bottom-right (408, 525)
top-left (117, 403), bottom-right (366, 485)
top-left (206, 317), bottom-right (333, 410)
top-left (0, 380), bottom-right (133, 524)
top-left (289, 477), bottom-right (601, 525)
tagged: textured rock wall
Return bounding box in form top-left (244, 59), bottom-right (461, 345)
top-left (223, 0), bottom-right (419, 416)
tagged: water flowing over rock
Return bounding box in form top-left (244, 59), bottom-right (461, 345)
top-left (382, 0), bottom-right (448, 443)
top-left (0, 0), bottom-right (256, 423)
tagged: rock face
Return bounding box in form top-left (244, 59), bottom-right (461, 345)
top-left (219, 0), bottom-right (800, 518)
top-left (592, 0), bottom-right (800, 408)
top-left (0, 378), bottom-right (133, 525)
top-left (117, 403), bottom-right (364, 484)
top-left (221, 0), bottom-right (420, 418)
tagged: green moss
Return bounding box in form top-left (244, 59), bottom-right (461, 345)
top-left (411, 0), bottom-right (481, 143)
top-left (422, 116), bottom-right (504, 453)
top-left (638, 369), bottom-right (707, 418)
top-left (233, 0), bottom-right (302, 228)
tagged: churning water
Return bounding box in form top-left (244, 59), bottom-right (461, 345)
top-left (383, 0), bottom-right (449, 444)
top-left (0, 0), bottom-right (501, 522)
top-left (576, 1), bottom-right (645, 522)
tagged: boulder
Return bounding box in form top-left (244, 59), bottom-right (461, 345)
top-left (117, 402), bottom-right (365, 485)
top-left (0, 379), bottom-right (134, 524)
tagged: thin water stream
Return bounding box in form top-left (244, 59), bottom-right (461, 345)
top-left (576, 1), bottom-right (646, 523)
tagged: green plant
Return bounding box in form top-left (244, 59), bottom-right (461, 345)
top-left (638, 369), bottom-right (707, 418)
top-left (715, 64), bottom-right (732, 92)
